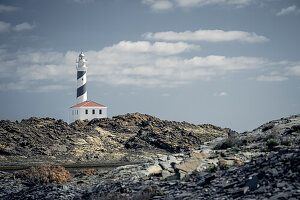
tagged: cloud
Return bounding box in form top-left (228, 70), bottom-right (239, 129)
top-left (0, 4), bottom-right (18, 13)
top-left (176, 0), bottom-right (251, 8)
top-left (184, 55), bottom-right (265, 70)
top-left (285, 66), bottom-right (300, 76)
top-left (0, 21), bottom-right (35, 33)
top-left (214, 91), bottom-right (228, 97)
top-left (277, 5), bottom-right (300, 16)
top-left (142, 0), bottom-right (173, 11)
top-left (1, 40), bottom-right (298, 91)
top-left (0, 49), bottom-right (74, 92)
top-left (0, 42), bottom-right (267, 91)
top-left (100, 41), bottom-right (199, 56)
top-left (143, 29), bottom-right (269, 43)
top-left (13, 22), bottom-right (36, 31)
top-left (256, 75), bottom-right (288, 82)
top-left (142, 0), bottom-right (253, 10)
top-left (0, 21), bottom-right (11, 33)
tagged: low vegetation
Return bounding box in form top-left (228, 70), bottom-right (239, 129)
top-left (266, 138), bottom-right (280, 150)
top-left (75, 168), bottom-right (98, 177)
top-left (14, 164), bottom-right (72, 184)
top-left (214, 137), bottom-right (245, 150)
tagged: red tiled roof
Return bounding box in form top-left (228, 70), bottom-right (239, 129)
top-left (71, 101), bottom-right (106, 108)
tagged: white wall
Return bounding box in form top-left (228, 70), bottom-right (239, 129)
top-left (69, 106), bottom-right (107, 123)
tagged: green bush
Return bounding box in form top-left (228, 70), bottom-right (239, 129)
top-left (215, 137), bottom-right (248, 150)
top-left (207, 165), bottom-right (218, 173)
top-left (266, 139), bottom-right (279, 150)
top-left (231, 147), bottom-right (241, 152)
top-left (215, 139), bottom-right (234, 150)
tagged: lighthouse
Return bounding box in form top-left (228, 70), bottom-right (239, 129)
top-left (76, 51), bottom-right (88, 104)
top-left (69, 51), bottom-right (107, 123)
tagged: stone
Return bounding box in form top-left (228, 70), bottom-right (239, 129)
top-left (269, 192), bottom-right (290, 200)
top-left (161, 170), bottom-right (171, 179)
top-left (234, 158), bottom-right (243, 166)
top-left (158, 155), bottom-right (168, 162)
top-left (146, 164), bottom-right (162, 176)
top-left (175, 159), bottom-right (202, 173)
top-left (245, 175), bottom-right (259, 190)
top-left (190, 153), bottom-right (209, 159)
top-left (0, 113), bottom-right (300, 200)
top-left (276, 182), bottom-right (286, 188)
top-left (243, 186), bottom-right (249, 194)
top-left (168, 155), bottom-right (180, 164)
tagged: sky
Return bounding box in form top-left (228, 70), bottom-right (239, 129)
top-left (0, 0), bottom-right (299, 132)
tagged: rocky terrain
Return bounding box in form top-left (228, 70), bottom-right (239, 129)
top-left (0, 113), bottom-right (299, 199)
top-left (0, 113), bottom-right (231, 166)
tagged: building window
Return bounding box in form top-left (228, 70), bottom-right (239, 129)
top-left (85, 109), bottom-right (88, 114)
top-left (92, 109), bottom-right (95, 114)
top-left (76, 110), bottom-right (78, 115)
top-left (72, 110), bottom-right (74, 115)
top-left (99, 109), bottom-right (102, 114)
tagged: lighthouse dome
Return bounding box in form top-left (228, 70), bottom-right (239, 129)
top-left (79, 52), bottom-right (85, 58)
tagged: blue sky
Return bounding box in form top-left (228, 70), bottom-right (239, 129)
top-left (0, 0), bottom-right (299, 132)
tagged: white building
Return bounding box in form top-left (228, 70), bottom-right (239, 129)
top-left (69, 51), bottom-right (107, 123)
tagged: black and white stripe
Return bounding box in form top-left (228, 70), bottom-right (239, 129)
top-left (77, 70), bottom-right (87, 103)
top-left (76, 51), bottom-right (88, 104)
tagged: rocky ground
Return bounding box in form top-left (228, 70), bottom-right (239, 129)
top-left (0, 113), bottom-right (231, 166)
top-left (0, 114), bottom-right (299, 199)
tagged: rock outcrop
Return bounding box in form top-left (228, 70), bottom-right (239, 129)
top-left (0, 114), bottom-right (299, 200)
top-left (0, 113), bottom-right (232, 166)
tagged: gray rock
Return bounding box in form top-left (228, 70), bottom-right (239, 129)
top-left (175, 158), bottom-right (202, 173)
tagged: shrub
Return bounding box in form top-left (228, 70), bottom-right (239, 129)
top-left (231, 147), bottom-right (241, 152)
top-left (266, 139), bottom-right (280, 150)
top-left (215, 137), bottom-right (248, 150)
top-left (262, 124), bottom-right (274, 132)
top-left (14, 164), bottom-right (72, 184)
top-left (215, 139), bottom-right (234, 150)
top-left (218, 159), bottom-right (229, 170)
top-left (75, 168), bottom-right (98, 177)
top-left (140, 184), bottom-right (164, 197)
top-left (207, 164), bottom-right (218, 173)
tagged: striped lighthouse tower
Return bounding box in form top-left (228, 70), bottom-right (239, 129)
top-left (76, 51), bottom-right (88, 104)
top-left (69, 51), bottom-right (107, 123)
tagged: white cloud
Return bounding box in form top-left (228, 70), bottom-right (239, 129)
top-left (0, 40), bottom-right (297, 91)
top-left (101, 41), bottom-right (198, 55)
top-left (214, 91), bottom-right (228, 96)
top-left (143, 29), bottom-right (269, 43)
top-left (142, 0), bottom-right (173, 11)
top-left (142, 0), bottom-right (253, 10)
top-left (285, 66), bottom-right (300, 76)
top-left (184, 55), bottom-right (265, 70)
top-left (13, 22), bottom-right (35, 32)
top-left (277, 5), bottom-right (300, 16)
top-left (0, 21), bottom-right (11, 33)
top-left (0, 4), bottom-right (18, 13)
top-left (0, 21), bottom-right (36, 33)
top-left (256, 75), bottom-right (288, 82)
top-left (176, 0), bottom-right (251, 8)
top-left (0, 49), bottom-right (74, 92)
